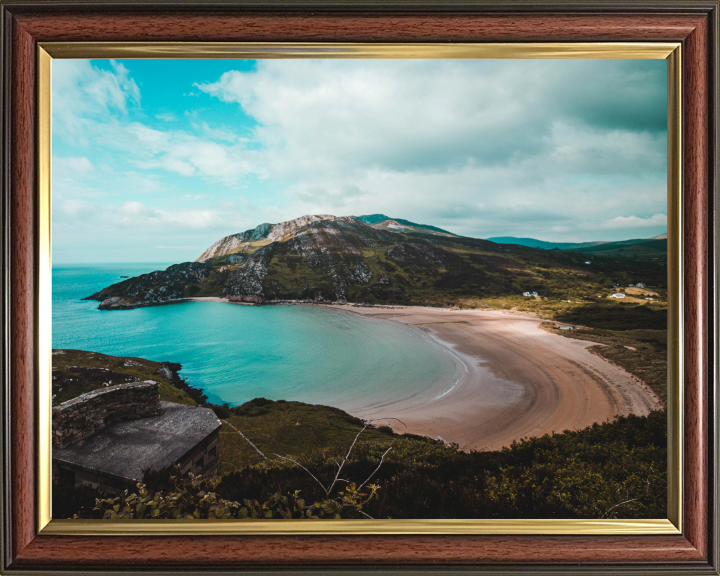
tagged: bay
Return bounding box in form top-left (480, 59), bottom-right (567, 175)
top-left (52, 264), bottom-right (459, 407)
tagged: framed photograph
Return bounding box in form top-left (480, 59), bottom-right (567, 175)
top-left (1, 1), bottom-right (717, 574)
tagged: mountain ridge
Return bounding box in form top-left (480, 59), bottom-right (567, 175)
top-left (85, 213), bottom-right (667, 311)
top-left (197, 214), bottom-right (458, 262)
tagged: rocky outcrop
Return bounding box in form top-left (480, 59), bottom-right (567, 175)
top-left (52, 381), bottom-right (161, 449)
top-left (195, 215), bottom-right (353, 262)
top-left (195, 222), bottom-right (272, 262)
top-left (222, 244), bottom-right (273, 302)
top-left (84, 262), bottom-right (211, 309)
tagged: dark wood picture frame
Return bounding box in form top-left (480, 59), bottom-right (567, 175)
top-left (1, 1), bottom-right (718, 573)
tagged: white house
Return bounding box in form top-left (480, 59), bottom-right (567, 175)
top-left (636, 282), bottom-right (647, 288)
top-left (610, 293), bottom-right (626, 299)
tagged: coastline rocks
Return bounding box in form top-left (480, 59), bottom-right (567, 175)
top-left (97, 297), bottom-right (138, 310)
top-left (97, 296), bottom-right (189, 310)
top-left (84, 262), bottom-right (210, 308)
top-left (228, 295), bottom-right (265, 304)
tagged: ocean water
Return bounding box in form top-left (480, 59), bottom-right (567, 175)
top-left (52, 264), bottom-right (459, 407)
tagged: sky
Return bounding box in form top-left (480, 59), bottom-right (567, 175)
top-left (52, 58), bottom-right (667, 264)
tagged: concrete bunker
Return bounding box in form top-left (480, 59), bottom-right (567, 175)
top-left (52, 381), bottom-right (222, 494)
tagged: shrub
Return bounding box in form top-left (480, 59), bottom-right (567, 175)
top-left (73, 468), bottom-right (379, 520)
top-left (209, 403), bottom-right (231, 419)
top-left (215, 411), bottom-right (667, 520)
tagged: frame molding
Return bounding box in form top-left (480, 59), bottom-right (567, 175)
top-left (1, 1), bottom-right (717, 573)
top-left (33, 40), bottom-right (684, 539)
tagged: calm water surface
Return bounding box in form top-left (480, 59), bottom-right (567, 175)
top-left (52, 264), bottom-right (458, 407)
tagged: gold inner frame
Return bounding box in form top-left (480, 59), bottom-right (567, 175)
top-left (37, 42), bottom-right (682, 536)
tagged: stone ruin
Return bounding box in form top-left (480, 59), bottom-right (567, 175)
top-left (52, 381), bottom-right (161, 449)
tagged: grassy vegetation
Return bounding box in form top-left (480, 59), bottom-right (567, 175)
top-left (553, 301), bottom-right (667, 330)
top-left (155, 408), bottom-right (667, 520)
top-left (51, 349), bottom-right (197, 407)
top-left (56, 396), bottom-right (667, 520)
top-left (570, 238), bottom-right (667, 260)
top-left (218, 398), bottom-right (436, 475)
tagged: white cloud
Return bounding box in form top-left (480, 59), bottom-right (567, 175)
top-left (155, 208), bottom-right (227, 229)
top-left (602, 213), bottom-right (667, 229)
top-left (52, 61), bottom-right (254, 186)
top-left (128, 129), bottom-right (254, 182)
top-left (194, 121), bottom-right (239, 143)
top-left (52, 60), bottom-right (140, 141)
top-left (120, 200), bottom-right (149, 215)
top-left (54, 156), bottom-right (94, 174)
top-left (62, 198), bottom-right (245, 234)
top-left (546, 121), bottom-right (666, 175)
top-left (294, 184), bottom-right (370, 208)
top-left (52, 58), bottom-right (669, 262)
top-left (56, 197), bottom-right (96, 217)
top-left (155, 245), bottom-right (200, 249)
top-left (198, 59), bottom-right (666, 182)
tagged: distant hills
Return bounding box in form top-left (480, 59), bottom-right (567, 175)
top-left (568, 238), bottom-right (667, 259)
top-left (487, 233), bottom-right (667, 260)
top-left (85, 213), bottom-right (667, 310)
top-left (486, 237), bottom-right (605, 250)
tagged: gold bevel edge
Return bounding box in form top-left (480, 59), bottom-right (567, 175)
top-left (41, 518), bottom-right (679, 536)
top-left (666, 45), bottom-right (683, 532)
top-left (36, 42), bottom-right (683, 536)
top-left (37, 46), bottom-right (52, 533)
top-left (38, 41), bottom-right (680, 60)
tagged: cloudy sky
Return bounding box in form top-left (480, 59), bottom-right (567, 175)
top-left (52, 58), bottom-right (667, 264)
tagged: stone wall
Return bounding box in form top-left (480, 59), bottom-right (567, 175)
top-left (52, 381), bottom-right (161, 449)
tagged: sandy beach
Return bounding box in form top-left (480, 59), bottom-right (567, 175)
top-left (320, 305), bottom-right (663, 452)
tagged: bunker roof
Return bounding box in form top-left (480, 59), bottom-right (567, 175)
top-left (53, 401), bottom-right (221, 483)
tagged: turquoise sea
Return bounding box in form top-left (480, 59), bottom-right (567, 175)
top-left (52, 264), bottom-right (459, 407)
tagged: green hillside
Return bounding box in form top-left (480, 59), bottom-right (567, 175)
top-left (51, 349), bottom-right (198, 407)
top-left (568, 238), bottom-right (667, 260)
top-left (487, 236), bottom-right (606, 250)
top-left (84, 215), bottom-right (667, 310)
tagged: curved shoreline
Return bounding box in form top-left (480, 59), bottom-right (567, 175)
top-left (321, 305), bottom-right (663, 452)
top-left (86, 295), bottom-right (663, 451)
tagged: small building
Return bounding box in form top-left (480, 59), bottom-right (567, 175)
top-left (636, 282), bottom-right (647, 288)
top-left (584, 261), bottom-right (591, 265)
top-left (52, 381), bottom-right (221, 494)
top-left (610, 293), bottom-right (626, 299)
